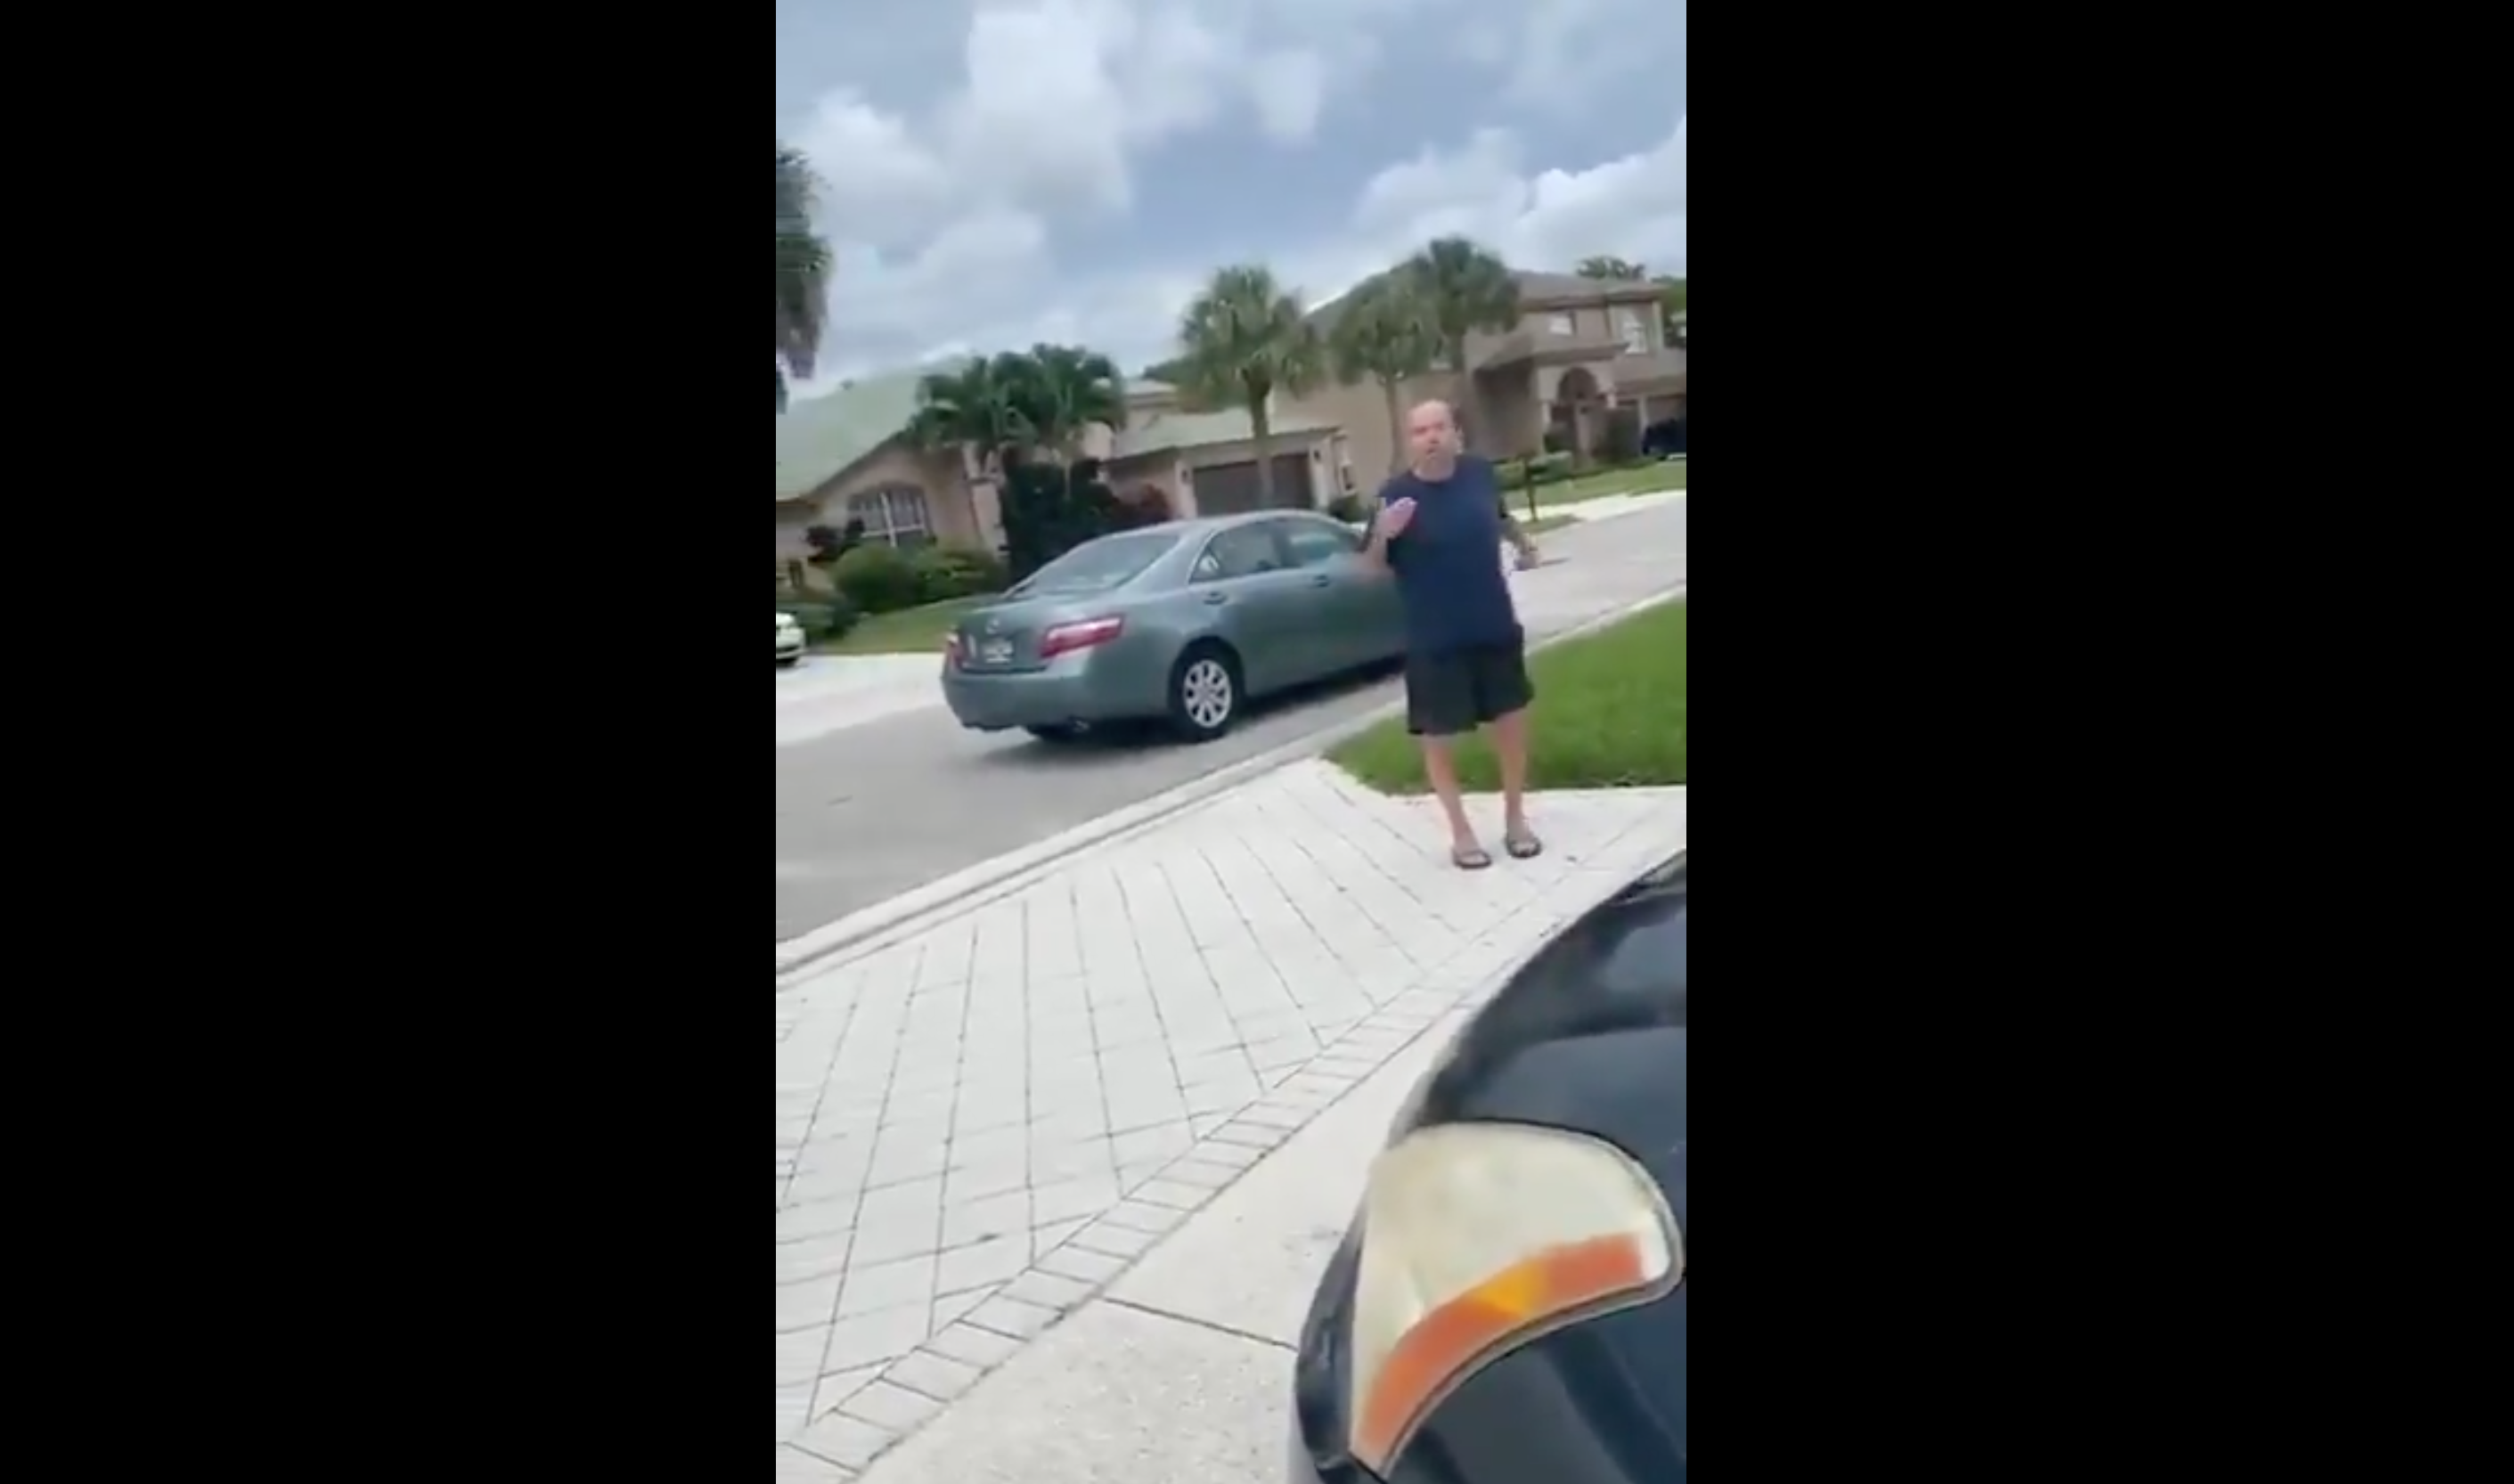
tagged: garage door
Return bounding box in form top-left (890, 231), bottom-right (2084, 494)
top-left (1191, 453), bottom-right (1312, 515)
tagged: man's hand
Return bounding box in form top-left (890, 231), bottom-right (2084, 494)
top-left (1362, 497), bottom-right (1414, 574)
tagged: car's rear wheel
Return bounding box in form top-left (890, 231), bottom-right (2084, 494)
top-left (1167, 643), bottom-right (1240, 743)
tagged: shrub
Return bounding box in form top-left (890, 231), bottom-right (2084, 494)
top-left (1493, 453), bottom-right (1577, 490)
top-left (780, 593), bottom-right (860, 642)
top-left (1326, 493), bottom-right (1370, 524)
top-left (1599, 413), bottom-right (1642, 464)
top-left (830, 542), bottom-right (924, 614)
top-left (804, 518), bottom-right (866, 567)
top-left (910, 543), bottom-right (1008, 604)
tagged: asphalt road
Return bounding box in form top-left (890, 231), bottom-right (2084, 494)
top-left (774, 496), bottom-right (1687, 941)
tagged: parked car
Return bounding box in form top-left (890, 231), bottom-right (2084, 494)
top-left (775, 611), bottom-right (806, 667)
top-left (940, 512), bottom-right (1407, 743)
top-left (1291, 852), bottom-right (1688, 1484)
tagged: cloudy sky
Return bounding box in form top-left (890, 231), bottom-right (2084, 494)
top-left (775, 0), bottom-right (1686, 396)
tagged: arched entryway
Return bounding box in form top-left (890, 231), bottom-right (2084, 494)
top-left (1547, 365), bottom-right (1609, 468)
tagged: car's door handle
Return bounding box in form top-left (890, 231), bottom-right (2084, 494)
top-left (1309, 575), bottom-right (1332, 588)
top-left (1204, 591), bottom-right (1228, 605)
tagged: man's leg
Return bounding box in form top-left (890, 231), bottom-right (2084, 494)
top-left (1419, 736), bottom-right (1484, 860)
top-left (1406, 650), bottom-right (1488, 865)
top-left (1490, 705), bottom-right (1530, 826)
top-left (1476, 643), bottom-right (1541, 853)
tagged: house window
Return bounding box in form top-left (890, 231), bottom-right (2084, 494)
top-left (846, 485), bottom-right (933, 548)
top-left (1547, 312), bottom-right (1575, 337)
top-left (1616, 308), bottom-right (1649, 355)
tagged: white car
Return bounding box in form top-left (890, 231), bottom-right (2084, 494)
top-left (776, 612), bottom-right (806, 667)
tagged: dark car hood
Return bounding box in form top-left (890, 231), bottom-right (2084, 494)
top-left (1375, 852), bottom-right (1687, 1483)
top-left (1395, 852), bottom-right (1686, 1206)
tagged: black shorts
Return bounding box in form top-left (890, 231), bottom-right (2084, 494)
top-left (1404, 640), bottom-right (1535, 738)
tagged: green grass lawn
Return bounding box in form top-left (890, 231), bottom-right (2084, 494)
top-left (812, 595), bottom-right (994, 655)
top-left (1511, 460), bottom-right (1686, 515)
top-left (1331, 600), bottom-right (1687, 794)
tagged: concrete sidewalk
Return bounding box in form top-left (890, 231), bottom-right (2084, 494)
top-left (1546, 485), bottom-right (1686, 524)
top-left (776, 758), bottom-right (1687, 1477)
top-left (838, 994), bottom-right (1478, 1484)
top-left (777, 654), bottom-right (945, 746)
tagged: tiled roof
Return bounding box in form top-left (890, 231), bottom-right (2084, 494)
top-left (1476, 327), bottom-right (1629, 369)
top-left (1514, 270), bottom-right (1663, 306)
top-left (1111, 405), bottom-right (1342, 460)
top-left (773, 363), bottom-right (970, 504)
top-left (1620, 347), bottom-right (1687, 385)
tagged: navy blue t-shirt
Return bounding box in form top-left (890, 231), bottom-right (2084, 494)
top-left (1377, 455), bottom-right (1522, 656)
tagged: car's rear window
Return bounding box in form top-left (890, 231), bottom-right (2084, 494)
top-left (1011, 530), bottom-right (1180, 595)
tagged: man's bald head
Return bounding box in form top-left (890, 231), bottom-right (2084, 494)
top-left (1407, 399), bottom-right (1461, 476)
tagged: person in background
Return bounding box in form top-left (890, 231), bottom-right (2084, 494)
top-left (1360, 400), bottom-right (1544, 869)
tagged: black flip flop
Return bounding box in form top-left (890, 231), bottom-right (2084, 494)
top-left (1451, 844), bottom-right (1494, 870)
top-left (1503, 829), bottom-right (1545, 860)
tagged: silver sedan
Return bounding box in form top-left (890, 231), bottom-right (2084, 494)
top-left (940, 511), bottom-right (1408, 742)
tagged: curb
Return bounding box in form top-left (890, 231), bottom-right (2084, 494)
top-left (773, 578), bottom-right (1687, 991)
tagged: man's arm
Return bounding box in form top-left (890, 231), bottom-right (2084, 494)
top-left (1361, 510), bottom-right (1400, 574)
top-left (1361, 486), bottom-right (1416, 574)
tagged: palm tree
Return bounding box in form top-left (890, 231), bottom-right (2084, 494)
top-left (1330, 277), bottom-right (1441, 477)
top-left (1018, 344), bottom-right (1129, 460)
top-left (1012, 343), bottom-right (1130, 511)
top-left (776, 143), bottom-right (833, 413)
top-left (907, 353), bottom-right (1038, 477)
top-left (1577, 256), bottom-right (1647, 281)
top-left (1174, 265), bottom-right (1325, 509)
top-left (1405, 237), bottom-right (1519, 444)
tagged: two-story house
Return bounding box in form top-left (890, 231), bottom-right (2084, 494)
top-left (1284, 268), bottom-right (1687, 485)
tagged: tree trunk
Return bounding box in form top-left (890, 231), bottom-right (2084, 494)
top-left (1448, 337), bottom-right (1473, 448)
top-left (1250, 398), bottom-right (1276, 507)
top-left (1380, 377), bottom-right (1406, 477)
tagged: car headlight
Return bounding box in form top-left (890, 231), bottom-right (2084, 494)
top-left (1347, 1122), bottom-right (1683, 1474)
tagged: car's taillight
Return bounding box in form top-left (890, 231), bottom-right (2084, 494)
top-left (1039, 616), bottom-right (1123, 658)
top-left (943, 632), bottom-right (964, 669)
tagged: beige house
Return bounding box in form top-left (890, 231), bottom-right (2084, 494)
top-left (775, 369), bottom-right (1346, 573)
top-left (1283, 269), bottom-right (1687, 486)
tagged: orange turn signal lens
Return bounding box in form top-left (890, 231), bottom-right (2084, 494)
top-left (1352, 1231), bottom-right (1655, 1467)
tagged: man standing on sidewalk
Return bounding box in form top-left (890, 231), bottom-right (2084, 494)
top-left (1362, 400), bottom-right (1544, 869)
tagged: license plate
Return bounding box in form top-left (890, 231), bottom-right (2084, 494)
top-left (980, 639), bottom-right (1012, 664)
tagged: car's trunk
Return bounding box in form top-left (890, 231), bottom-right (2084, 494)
top-left (951, 597), bottom-right (1093, 673)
